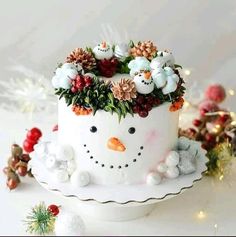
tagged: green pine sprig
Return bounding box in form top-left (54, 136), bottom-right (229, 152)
top-left (24, 202), bottom-right (55, 235)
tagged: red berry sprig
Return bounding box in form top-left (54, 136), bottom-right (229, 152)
top-left (132, 95), bottom-right (160, 118)
top-left (71, 75), bottom-right (93, 93)
top-left (23, 127), bottom-right (42, 153)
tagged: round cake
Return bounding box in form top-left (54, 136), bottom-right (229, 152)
top-left (40, 40), bottom-right (197, 188)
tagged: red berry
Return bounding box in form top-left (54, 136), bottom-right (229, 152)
top-left (17, 166), bottom-right (27, 177)
top-left (21, 154), bottom-right (31, 162)
top-left (7, 179), bottom-right (18, 190)
top-left (52, 124), bottom-right (58, 132)
top-left (84, 76), bottom-right (93, 86)
top-left (76, 81), bottom-right (85, 90)
top-left (11, 157), bottom-right (20, 169)
top-left (23, 139), bottom-right (35, 153)
top-left (136, 96), bottom-right (145, 105)
top-left (192, 119), bottom-right (202, 127)
top-left (47, 204), bottom-right (60, 216)
top-left (132, 105), bottom-right (141, 113)
top-left (200, 108), bottom-right (208, 116)
top-left (205, 133), bottom-right (215, 142)
top-left (146, 96), bottom-right (154, 104)
top-left (143, 103), bottom-right (152, 111)
top-left (138, 110), bottom-right (149, 118)
top-left (3, 167), bottom-right (9, 175)
top-left (187, 128), bottom-right (197, 135)
top-left (71, 86), bottom-right (78, 93)
top-left (153, 98), bottom-right (161, 106)
top-left (219, 114), bottom-right (229, 123)
top-left (26, 128), bottom-right (42, 142)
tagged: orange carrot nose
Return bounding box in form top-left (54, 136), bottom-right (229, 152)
top-left (144, 71), bottom-right (151, 80)
top-left (107, 137), bottom-right (126, 152)
top-left (101, 41), bottom-right (107, 48)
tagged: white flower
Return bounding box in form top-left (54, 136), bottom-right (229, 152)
top-left (128, 57), bottom-right (151, 77)
top-left (114, 43), bottom-right (129, 61)
top-left (150, 51), bottom-right (175, 68)
top-left (151, 66), bottom-right (179, 94)
top-left (52, 63), bottom-right (79, 89)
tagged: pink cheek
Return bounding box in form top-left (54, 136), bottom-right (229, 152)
top-left (144, 130), bottom-right (158, 145)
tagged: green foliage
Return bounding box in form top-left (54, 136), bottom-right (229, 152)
top-left (116, 56), bottom-right (133, 74)
top-left (25, 202), bottom-right (55, 235)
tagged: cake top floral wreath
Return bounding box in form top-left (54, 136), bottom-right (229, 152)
top-left (52, 40), bottom-right (186, 120)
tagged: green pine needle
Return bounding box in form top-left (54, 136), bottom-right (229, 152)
top-left (24, 202), bottom-right (55, 235)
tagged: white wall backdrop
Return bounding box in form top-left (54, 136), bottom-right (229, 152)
top-left (0, 0), bottom-right (236, 108)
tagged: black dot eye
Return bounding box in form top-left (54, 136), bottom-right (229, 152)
top-left (139, 74), bottom-right (141, 77)
top-left (128, 127), bottom-right (136, 134)
top-left (90, 126), bottom-right (97, 133)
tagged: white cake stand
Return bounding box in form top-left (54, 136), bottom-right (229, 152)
top-left (30, 136), bottom-right (207, 221)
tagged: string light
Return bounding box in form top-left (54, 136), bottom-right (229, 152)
top-left (197, 210), bottom-right (206, 219)
top-left (184, 69), bottom-right (191, 76)
top-left (228, 89), bottom-right (235, 96)
top-left (219, 175), bottom-right (224, 181)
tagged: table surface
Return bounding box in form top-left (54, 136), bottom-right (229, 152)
top-left (0, 108), bottom-right (236, 236)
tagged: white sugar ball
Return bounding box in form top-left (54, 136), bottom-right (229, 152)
top-left (165, 167), bottom-right (179, 179)
top-left (54, 211), bottom-right (85, 236)
top-left (45, 155), bottom-right (58, 169)
top-left (54, 169), bottom-right (69, 183)
top-left (67, 160), bottom-right (77, 175)
top-left (157, 162), bottom-right (168, 173)
top-left (71, 171), bottom-right (90, 187)
top-left (146, 172), bottom-right (162, 185)
top-left (165, 151), bottom-right (180, 167)
top-left (56, 145), bottom-right (74, 161)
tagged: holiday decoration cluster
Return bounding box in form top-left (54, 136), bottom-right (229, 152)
top-left (53, 40), bottom-right (185, 120)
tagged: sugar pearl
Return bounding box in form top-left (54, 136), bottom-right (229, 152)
top-left (56, 145), bottom-right (74, 161)
top-left (165, 167), bottom-right (179, 179)
top-left (165, 151), bottom-right (180, 167)
top-left (71, 171), bottom-right (90, 187)
top-left (54, 169), bottom-right (69, 183)
top-left (157, 163), bottom-right (168, 173)
top-left (146, 172), bottom-right (162, 185)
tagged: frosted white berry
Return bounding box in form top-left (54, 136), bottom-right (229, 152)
top-left (165, 167), bottom-right (179, 179)
top-left (157, 162), bottom-right (168, 173)
top-left (54, 169), bottom-right (69, 183)
top-left (45, 155), bottom-right (58, 169)
top-left (146, 172), bottom-right (162, 185)
top-left (56, 145), bottom-right (74, 161)
top-left (165, 151), bottom-right (180, 167)
top-left (70, 171), bottom-right (90, 187)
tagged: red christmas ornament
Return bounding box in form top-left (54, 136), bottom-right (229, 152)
top-left (23, 139), bottom-right (35, 153)
top-left (198, 100), bottom-right (219, 116)
top-left (97, 58), bottom-right (118, 78)
top-left (26, 128), bottom-right (42, 142)
top-left (193, 119), bottom-right (202, 127)
top-left (47, 204), bottom-right (60, 216)
top-left (205, 84), bottom-right (226, 103)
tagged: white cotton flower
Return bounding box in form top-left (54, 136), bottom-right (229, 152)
top-left (150, 51), bottom-right (175, 68)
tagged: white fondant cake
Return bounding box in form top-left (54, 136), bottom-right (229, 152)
top-left (58, 98), bottom-right (179, 185)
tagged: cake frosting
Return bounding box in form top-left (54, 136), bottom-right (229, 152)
top-left (41, 40), bottom-right (199, 188)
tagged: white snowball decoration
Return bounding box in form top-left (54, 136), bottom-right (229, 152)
top-left (93, 42), bottom-right (113, 60)
top-left (54, 169), bottom-right (69, 183)
top-left (128, 57), bottom-right (151, 77)
top-left (157, 162), bottom-right (168, 173)
top-left (177, 137), bottom-right (191, 150)
top-left (114, 43), bottom-right (129, 60)
top-left (146, 172), bottom-right (162, 185)
top-left (178, 150), bottom-right (197, 175)
top-left (54, 210), bottom-right (85, 236)
top-left (56, 145), bottom-right (74, 161)
top-left (45, 155), bottom-right (58, 169)
top-left (151, 66), bottom-right (179, 95)
top-left (165, 167), bottom-right (179, 179)
top-left (165, 151), bottom-right (180, 167)
top-left (70, 171), bottom-right (90, 187)
top-left (52, 63), bottom-right (79, 89)
top-left (67, 160), bottom-right (77, 175)
top-left (150, 51), bottom-right (175, 68)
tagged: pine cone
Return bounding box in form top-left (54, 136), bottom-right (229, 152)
top-left (98, 58), bottom-right (118, 78)
top-left (130, 41), bottom-right (157, 60)
top-left (111, 78), bottom-right (137, 101)
top-left (66, 48), bottom-right (96, 71)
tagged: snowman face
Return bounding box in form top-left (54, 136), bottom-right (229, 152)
top-left (93, 42), bottom-right (113, 60)
top-left (133, 70), bottom-right (154, 94)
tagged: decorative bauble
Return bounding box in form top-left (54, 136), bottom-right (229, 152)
top-left (165, 167), bottom-right (179, 179)
top-left (133, 71), bottom-right (154, 94)
top-left (67, 160), bottom-right (77, 175)
top-left (56, 145), bottom-right (74, 161)
top-left (17, 165), bottom-right (28, 177)
top-left (7, 178), bottom-right (18, 190)
top-left (114, 43), bottom-right (129, 60)
top-left (54, 169), bottom-right (69, 183)
top-left (47, 204), bottom-right (60, 216)
top-left (150, 51), bottom-right (175, 68)
top-left (165, 151), bottom-right (180, 167)
top-left (45, 155), bottom-right (59, 169)
top-left (11, 144), bottom-right (23, 157)
top-left (70, 171), bottom-right (90, 187)
top-left (23, 139), bottom-right (35, 153)
top-left (26, 127), bottom-right (42, 142)
top-left (54, 211), bottom-right (85, 236)
top-left (146, 172), bottom-right (162, 185)
top-left (177, 150), bottom-right (196, 175)
top-left (205, 84), bottom-right (226, 103)
top-left (157, 162), bottom-right (168, 173)
top-left (130, 40), bottom-right (157, 60)
top-left (128, 57), bottom-right (151, 77)
top-left (93, 42), bottom-right (113, 60)
top-left (198, 100), bottom-right (219, 116)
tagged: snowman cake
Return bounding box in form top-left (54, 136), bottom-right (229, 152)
top-left (35, 40), bottom-right (199, 188)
